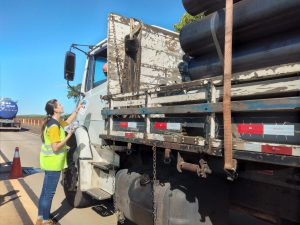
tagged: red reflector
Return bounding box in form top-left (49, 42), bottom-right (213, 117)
top-left (238, 124), bottom-right (263, 135)
top-left (125, 132), bottom-right (135, 138)
top-left (262, 145), bottom-right (292, 155)
top-left (119, 122), bottom-right (128, 128)
top-left (256, 170), bottom-right (274, 176)
top-left (154, 122), bottom-right (167, 130)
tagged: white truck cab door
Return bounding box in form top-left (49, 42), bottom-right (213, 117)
top-left (77, 53), bottom-right (108, 145)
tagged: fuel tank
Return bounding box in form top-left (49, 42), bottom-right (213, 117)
top-left (115, 169), bottom-right (229, 225)
top-left (0, 98), bottom-right (18, 119)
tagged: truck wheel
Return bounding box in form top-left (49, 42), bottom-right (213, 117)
top-left (62, 136), bottom-right (92, 208)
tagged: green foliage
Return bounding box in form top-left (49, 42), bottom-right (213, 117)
top-left (17, 115), bottom-right (44, 118)
top-left (67, 83), bottom-right (81, 103)
top-left (62, 114), bottom-right (71, 121)
top-left (174, 12), bottom-right (205, 32)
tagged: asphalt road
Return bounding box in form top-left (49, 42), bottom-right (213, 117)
top-left (0, 129), bottom-right (273, 225)
top-left (0, 129), bottom-right (117, 225)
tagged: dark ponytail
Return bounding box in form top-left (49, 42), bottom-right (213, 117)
top-left (41, 99), bottom-right (58, 142)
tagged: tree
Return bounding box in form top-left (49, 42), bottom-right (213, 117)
top-left (173, 12), bottom-right (205, 32)
top-left (67, 83), bottom-right (81, 103)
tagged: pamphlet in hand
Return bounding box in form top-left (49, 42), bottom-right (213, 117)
top-left (64, 120), bottom-right (80, 133)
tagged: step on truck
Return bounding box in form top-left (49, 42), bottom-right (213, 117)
top-left (62, 1), bottom-right (300, 224)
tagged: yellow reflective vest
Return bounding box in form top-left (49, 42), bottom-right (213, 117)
top-left (40, 123), bottom-right (68, 171)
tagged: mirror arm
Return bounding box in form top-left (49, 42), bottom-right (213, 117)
top-left (71, 46), bottom-right (88, 56)
top-left (65, 43), bottom-right (93, 95)
top-left (67, 80), bottom-right (85, 98)
top-left (70, 44), bottom-right (94, 56)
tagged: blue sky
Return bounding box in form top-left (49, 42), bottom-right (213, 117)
top-left (0, 0), bottom-right (185, 115)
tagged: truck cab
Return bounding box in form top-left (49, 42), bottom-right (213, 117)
top-left (76, 39), bottom-right (108, 144)
top-left (63, 38), bottom-right (120, 207)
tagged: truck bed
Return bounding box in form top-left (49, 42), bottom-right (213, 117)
top-left (101, 62), bottom-right (300, 167)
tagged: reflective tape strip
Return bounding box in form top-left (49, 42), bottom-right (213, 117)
top-left (261, 145), bottom-right (292, 155)
top-left (237, 124), bottom-right (263, 135)
top-left (119, 122), bottom-right (128, 128)
top-left (154, 122), bottom-right (167, 130)
top-left (235, 141), bottom-right (300, 156)
top-left (40, 147), bottom-right (68, 155)
top-left (256, 170), bottom-right (274, 175)
top-left (40, 148), bottom-right (53, 155)
top-left (237, 124), bottom-right (295, 136)
top-left (264, 125), bottom-right (294, 136)
top-left (128, 122), bottom-right (137, 128)
top-left (119, 122), bottom-right (138, 129)
top-left (14, 151), bottom-right (20, 158)
top-left (154, 122), bottom-right (181, 130)
top-left (243, 143), bottom-right (261, 152)
top-left (125, 132), bottom-right (135, 138)
top-left (42, 144), bottom-right (52, 150)
top-left (119, 121), bottom-right (181, 131)
top-left (293, 148), bottom-right (300, 157)
top-left (166, 123), bottom-right (181, 130)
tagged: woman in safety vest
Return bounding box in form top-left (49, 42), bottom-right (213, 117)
top-left (36, 99), bottom-right (82, 225)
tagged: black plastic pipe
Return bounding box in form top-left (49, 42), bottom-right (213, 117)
top-left (182, 0), bottom-right (240, 16)
top-left (180, 0), bottom-right (300, 57)
top-left (187, 33), bottom-right (300, 80)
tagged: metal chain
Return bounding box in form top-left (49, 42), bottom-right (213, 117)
top-left (111, 144), bottom-right (124, 223)
top-left (152, 145), bottom-right (158, 225)
top-left (112, 148), bottom-right (117, 212)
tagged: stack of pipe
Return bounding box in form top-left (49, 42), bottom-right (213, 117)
top-left (180, 0), bottom-right (300, 80)
top-left (182, 0), bottom-right (241, 17)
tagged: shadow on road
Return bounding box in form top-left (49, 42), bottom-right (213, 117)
top-left (51, 198), bottom-right (73, 223)
top-left (92, 199), bottom-right (115, 217)
top-left (91, 199), bottom-right (137, 225)
top-left (0, 190), bottom-right (20, 206)
top-left (0, 163), bottom-right (43, 181)
top-left (20, 128), bottom-right (29, 132)
top-left (0, 125), bottom-right (42, 134)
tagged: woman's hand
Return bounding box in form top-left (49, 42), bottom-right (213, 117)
top-left (66, 102), bottom-right (84, 124)
top-left (75, 102), bottom-right (84, 113)
top-left (52, 127), bottom-right (75, 151)
top-left (66, 127), bottom-right (75, 137)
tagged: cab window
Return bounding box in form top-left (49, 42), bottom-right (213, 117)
top-left (85, 57), bottom-right (94, 92)
top-left (85, 55), bottom-right (107, 92)
top-left (93, 57), bottom-right (107, 88)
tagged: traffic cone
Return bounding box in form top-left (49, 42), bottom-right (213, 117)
top-left (9, 147), bottom-right (23, 179)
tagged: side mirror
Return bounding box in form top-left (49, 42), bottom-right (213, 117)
top-left (64, 51), bottom-right (76, 81)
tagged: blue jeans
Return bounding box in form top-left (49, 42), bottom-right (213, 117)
top-left (38, 171), bottom-right (61, 220)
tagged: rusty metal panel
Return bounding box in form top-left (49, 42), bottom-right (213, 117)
top-left (110, 75), bottom-right (299, 107)
top-left (99, 134), bottom-right (204, 154)
top-left (142, 62), bottom-right (300, 93)
top-left (107, 13), bottom-right (184, 95)
top-left (102, 96), bottom-right (300, 117)
top-left (102, 62), bottom-right (300, 101)
top-left (233, 150), bottom-right (300, 168)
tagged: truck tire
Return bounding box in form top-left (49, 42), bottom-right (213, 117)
top-left (62, 136), bottom-right (92, 208)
